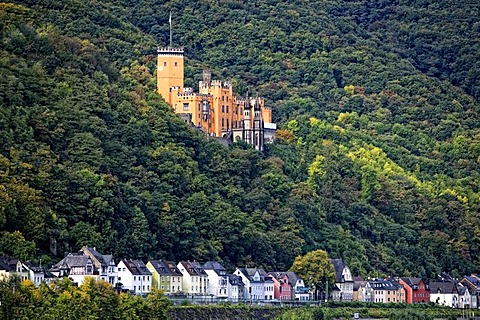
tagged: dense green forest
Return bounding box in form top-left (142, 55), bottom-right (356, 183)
top-left (1, 0), bottom-right (479, 279)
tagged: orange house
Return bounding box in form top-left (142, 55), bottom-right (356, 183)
top-left (399, 277), bottom-right (430, 304)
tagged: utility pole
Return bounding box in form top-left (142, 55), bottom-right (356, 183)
top-left (325, 279), bottom-right (328, 303)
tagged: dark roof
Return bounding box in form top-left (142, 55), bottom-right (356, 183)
top-left (0, 256), bottom-right (14, 271)
top-left (269, 271), bottom-right (302, 286)
top-left (228, 274), bottom-right (245, 286)
top-left (401, 277), bottom-right (424, 288)
top-left (429, 281), bottom-right (457, 294)
top-left (457, 285), bottom-right (468, 295)
top-left (86, 247), bottom-right (106, 266)
top-left (149, 260), bottom-right (182, 276)
top-left (51, 253), bottom-right (91, 271)
top-left (122, 259), bottom-right (151, 276)
top-left (330, 258), bottom-right (351, 283)
top-left (353, 277), bottom-right (367, 291)
top-left (237, 267), bottom-right (272, 282)
top-left (369, 279), bottom-right (401, 291)
top-left (203, 261), bottom-right (227, 275)
top-left (179, 261), bottom-right (207, 276)
top-left (23, 261), bottom-right (43, 273)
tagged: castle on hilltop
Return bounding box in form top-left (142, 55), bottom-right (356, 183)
top-left (156, 46), bottom-right (276, 150)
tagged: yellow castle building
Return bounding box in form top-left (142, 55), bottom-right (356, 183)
top-left (156, 46), bottom-right (276, 150)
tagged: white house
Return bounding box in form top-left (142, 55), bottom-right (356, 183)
top-left (331, 258), bottom-right (354, 301)
top-left (23, 262), bottom-right (44, 286)
top-left (0, 256), bottom-right (29, 282)
top-left (81, 246), bottom-right (117, 285)
top-left (203, 261), bottom-right (228, 299)
top-left (234, 268), bottom-right (274, 301)
top-left (283, 271), bottom-right (310, 301)
top-left (177, 261), bottom-right (208, 296)
top-left (117, 259), bottom-right (151, 295)
top-left (50, 253), bottom-right (96, 285)
top-left (458, 284), bottom-right (471, 309)
top-left (429, 281), bottom-right (458, 308)
top-left (227, 274), bottom-right (245, 301)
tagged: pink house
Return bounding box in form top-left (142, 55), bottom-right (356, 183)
top-left (269, 272), bottom-right (293, 300)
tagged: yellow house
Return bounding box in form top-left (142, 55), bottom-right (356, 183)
top-left (146, 260), bottom-right (183, 295)
top-left (157, 46), bottom-right (276, 150)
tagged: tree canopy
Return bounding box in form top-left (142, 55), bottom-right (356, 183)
top-left (0, 0), bottom-right (479, 278)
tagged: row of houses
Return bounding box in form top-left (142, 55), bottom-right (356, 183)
top-left (0, 247), bottom-right (310, 302)
top-left (3, 249), bottom-right (480, 308)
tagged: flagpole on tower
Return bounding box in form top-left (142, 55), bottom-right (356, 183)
top-left (169, 11), bottom-right (172, 47)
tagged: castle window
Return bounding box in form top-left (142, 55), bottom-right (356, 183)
top-left (175, 62), bottom-right (178, 67)
top-left (164, 62), bottom-right (167, 67)
top-left (183, 103), bottom-right (189, 111)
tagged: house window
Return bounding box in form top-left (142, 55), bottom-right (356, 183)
top-left (222, 119), bottom-right (224, 127)
top-left (161, 285), bottom-right (164, 289)
top-left (226, 96), bottom-right (229, 102)
top-left (162, 276), bottom-right (165, 281)
top-left (222, 105), bottom-right (225, 113)
top-left (222, 96), bottom-right (225, 101)
top-left (134, 276), bottom-right (136, 281)
top-left (183, 103), bottom-right (189, 111)
top-left (164, 62), bottom-right (167, 67)
top-left (118, 277), bottom-right (121, 280)
top-left (226, 106), bottom-right (229, 113)
top-left (134, 286), bottom-right (136, 291)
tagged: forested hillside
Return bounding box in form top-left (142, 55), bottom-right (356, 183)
top-left (1, 0), bottom-right (479, 279)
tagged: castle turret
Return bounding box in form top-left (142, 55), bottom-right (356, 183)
top-left (157, 47), bottom-right (184, 104)
top-left (252, 98), bottom-right (264, 150)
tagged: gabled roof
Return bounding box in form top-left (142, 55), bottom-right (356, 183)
top-left (23, 261), bottom-right (43, 273)
top-left (236, 267), bottom-right (272, 282)
top-left (400, 277), bottom-right (424, 289)
top-left (353, 277), bottom-right (367, 291)
top-left (330, 258), bottom-right (351, 283)
top-left (203, 261), bottom-right (227, 275)
top-left (228, 274), bottom-right (245, 286)
top-left (149, 260), bottom-right (182, 276)
top-left (0, 256), bottom-right (14, 272)
top-left (82, 247), bottom-right (115, 268)
top-left (121, 259), bottom-right (151, 276)
top-left (51, 253), bottom-right (92, 271)
top-left (269, 271), bottom-right (302, 286)
top-left (179, 261), bottom-right (207, 276)
top-left (457, 285), bottom-right (468, 295)
top-left (429, 281), bottom-right (457, 294)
